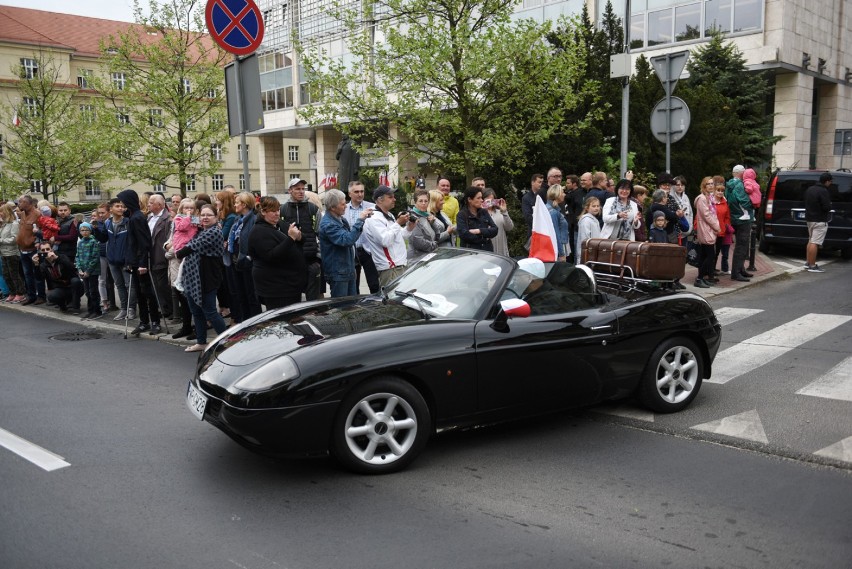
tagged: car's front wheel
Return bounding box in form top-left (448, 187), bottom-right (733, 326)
top-left (638, 337), bottom-right (704, 413)
top-left (331, 378), bottom-right (431, 474)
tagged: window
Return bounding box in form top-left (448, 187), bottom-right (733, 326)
top-left (186, 174), bottom-right (196, 193)
top-left (239, 174), bottom-right (246, 190)
top-left (20, 58), bottom-right (38, 79)
top-left (733, 0), bottom-right (761, 32)
top-left (79, 104), bottom-right (96, 123)
top-left (238, 144), bottom-right (249, 162)
top-left (647, 9), bottom-right (673, 46)
top-left (77, 69), bottom-right (93, 88)
top-left (112, 72), bottom-right (126, 90)
top-left (153, 182), bottom-right (166, 193)
top-left (674, 3), bottom-right (701, 42)
top-left (260, 50), bottom-right (294, 110)
top-left (212, 174), bottom-right (224, 191)
top-left (290, 174), bottom-right (302, 181)
top-left (207, 87), bottom-right (217, 98)
top-left (631, 0), bottom-right (763, 50)
top-left (23, 97), bottom-right (38, 118)
top-left (288, 145), bottom-right (299, 161)
top-left (210, 143), bottom-right (223, 161)
top-left (149, 108), bottom-right (164, 127)
top-left (182, 78), bottom-right (191, 94)
top-left (30, 179), bottom-right (44, 193)
top-left (116, 108), bottom-right (130, 124)
top-left (704, 0), bottom-right (731, 34)
top-left (84, 179), bottom-right (100, 198)
top-left (0, 134), bottom-right (4, 157)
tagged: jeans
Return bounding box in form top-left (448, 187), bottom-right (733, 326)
top-left (82, 274), bottom-right (101, 314)
top-left (20, 251), bottom-right (40, 300)
top-left (131, 269), bottom-right (160, 325)
top-left (714, 238), bottom-right (730, 272)
top-left (305, 259), bottom-right (322, 301)
top-left (47, 278), bottom-right (82, 310)
top-left (2, 255), bottom-right (26, 296)
top-left (329, 279), bottom-right (357, 298)
top-left (109, 263), bottom-right (137, 312)
top-left (731, 223), bottom-right (751, 277)
top-left (185, 289), bottom-right (227, 345)
top-left (0, 257), bottom-right (7, 295)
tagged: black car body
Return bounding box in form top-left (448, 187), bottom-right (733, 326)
top-left (186, 248), bottom-right (721, 473)
top-left (758, 170), bottom-right (852, 258)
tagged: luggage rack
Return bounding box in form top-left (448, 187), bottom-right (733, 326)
top-left (584, 261), bottom-right (677, 298)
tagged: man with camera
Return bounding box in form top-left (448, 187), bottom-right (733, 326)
top-left (32, 242), bottom-right (82, 314)
top-left (280, 178), bottom-right (323, 300)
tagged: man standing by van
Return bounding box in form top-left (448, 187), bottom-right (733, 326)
top-left (804, 172), bottom-right (833, 273)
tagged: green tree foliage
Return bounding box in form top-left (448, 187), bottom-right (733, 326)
top-left (685, 32), bottom-right (780, 168)
top-left (298, 0), bottom-right (587, 186)
top-left (94, 0), bottom-right (229, 196)
top-left (2, 53), bottom-right (112, 203)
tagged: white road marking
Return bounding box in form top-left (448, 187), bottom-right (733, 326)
top-left (796, 356), bottom-right (852, 402)
top-left (708, 313), bottom-right (852, 384)
top-left (691, 409), bottom-right (769, 444)
top-left (713, 307), bottom-right (764, 327)
top-left (774, 260), bottom-right (796, 269)
top-left (594, 404), bottom-right (654, 422)
top-left (814, 436), bottom-right (852, 463)
top-left (0, 427), bottom-right (70, 472)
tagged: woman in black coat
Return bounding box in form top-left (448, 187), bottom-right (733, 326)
top-left (456, 186), bottom-right (498, 251)
top-left (247, 196), bottom-right (306, 310)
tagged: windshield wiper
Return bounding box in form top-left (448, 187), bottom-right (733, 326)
top-left (394, 289), bottom-right (432, 320)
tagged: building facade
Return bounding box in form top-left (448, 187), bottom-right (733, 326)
top-left (0, 6), bottom-right (259, 204)
top-left (252, 0), bottom-right (851, 190)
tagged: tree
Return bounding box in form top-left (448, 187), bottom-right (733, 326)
top-left (94, 0), bottom-right (230, 196)
top-left (685, 32), bottom-right (780, 168)
top-left (2, 53), bottom-right (112, 203)
top-left (298, 0), bottom-right (587, 185)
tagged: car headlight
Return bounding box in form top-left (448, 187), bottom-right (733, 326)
top-left (233, 355), bottom-right (301, 392)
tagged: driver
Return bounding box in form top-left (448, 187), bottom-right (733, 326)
top-left (516, 258), bottom-right (569, 316)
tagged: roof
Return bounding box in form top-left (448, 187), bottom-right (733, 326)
top-left (0, 5), bottom-right (217, 59)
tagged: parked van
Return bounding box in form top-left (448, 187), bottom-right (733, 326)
top-left (758, 170), bottom-right (852, 259)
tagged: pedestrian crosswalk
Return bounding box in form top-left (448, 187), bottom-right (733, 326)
top-left (595, 308), bottom-right (852, 464)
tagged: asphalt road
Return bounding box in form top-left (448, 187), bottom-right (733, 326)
top-left (1, 272), bottom-right (850, 568)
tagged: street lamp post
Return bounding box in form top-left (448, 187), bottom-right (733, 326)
top-left (620, 0), bottom-right (631, 178)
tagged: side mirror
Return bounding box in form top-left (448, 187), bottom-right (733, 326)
top-left (491, 299), bottom-right (530, 332)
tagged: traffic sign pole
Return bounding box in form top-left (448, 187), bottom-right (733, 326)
top-left (233, 55), bottom-right (250, 191)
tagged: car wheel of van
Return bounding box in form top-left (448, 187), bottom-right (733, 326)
top-left (757, 236), bottom-right (771, 254)
top-left (638, 337), bottom-right (703, 413)
top-left (331, 377), bottom-right (430, 474)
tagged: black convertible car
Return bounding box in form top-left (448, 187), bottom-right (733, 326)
top-left (186, 248), bottom-right (721, 473)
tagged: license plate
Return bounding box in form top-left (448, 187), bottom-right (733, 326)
top-left (186, 381), bottom-right (207, 420)
top-left (792, 210), bottom-right (806, 221)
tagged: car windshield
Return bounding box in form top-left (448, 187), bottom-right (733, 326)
top-left (386, 249), bottom-right (512, 319)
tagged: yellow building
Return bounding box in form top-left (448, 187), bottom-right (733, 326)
top-left (0, 5), bottom-right (260, 203)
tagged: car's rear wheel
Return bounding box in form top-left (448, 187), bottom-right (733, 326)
top-left (757, 234), bottom-right (771, 254)
top-left (638, 337), bottom-right (703, 413)
top-left (331, 377), bottom-right (431, 474)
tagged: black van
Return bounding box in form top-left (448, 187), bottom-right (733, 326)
top-left (757, 170), bottom-right (852, 259)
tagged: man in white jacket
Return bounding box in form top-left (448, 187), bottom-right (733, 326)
top-left (362, 185), bottom-right (416, 287)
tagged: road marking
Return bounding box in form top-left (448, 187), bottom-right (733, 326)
top-left (796, 356), bottom-right (852, 402)
top-left (0, 427), bottom-right (70, 472)
top-left (774, 260), bottom-right (796, 269)
top-left (814, 436), bottom-right (852, 463)
top-left (707, 313), bottom-right (852, 384)
top-left (713, 307), bottom-right (764, 327)
top-left (692, 409), bottom-right (769, 444)
top-left (594, 404), bottom-right (654, 422)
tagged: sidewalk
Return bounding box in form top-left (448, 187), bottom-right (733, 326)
top-left (0, 251), bottom-right (799, 332)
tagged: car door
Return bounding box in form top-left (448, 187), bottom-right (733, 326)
top-left (473, 306), bottom-right (618, 415)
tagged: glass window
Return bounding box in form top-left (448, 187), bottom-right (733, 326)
top-left (238, 144), bottom-right (250, 162)
top-left (77, 69), bottom-right (92, 88)
top-left (23, 97), bottom-right (38, 117)
top-left (675, 3), bottom-right (701, 41)
top-left (647, 9), bottom-right (673, 46)
top-left (288, 145), bottom-right (299, 161)
top-left (210, 143), bottom-right (223, 161)
top-left (182, 78), bottom-right (191, 94)
top-left (116, 108), bottom-right (130, 124)
top-left (239, 174), bottom-right (246, 190)
top-left (187, 174), bottom-right (196, 193)
top-left (154, 182), bottom-right (166, 193)
top-left (630, 13), bottom-right (645, 49)
top-left (733, 0), bottom-right (761, 32)
top-left (212, 174), bottom-right (224, 191)
top-left (85, 179), bottom-right (100, 197)
top-left (112, 72), bottom-right (126, 90)
top-left (149, 108), bottom-right (164, 127)
top-left (20, 58), bottom-right (38, 79)
top-left (0, 134), bottom-right (3, 157)
top-left (705, 0), bottom-right (732, 34)
top-left (79, 104), bottom-right (95, 123)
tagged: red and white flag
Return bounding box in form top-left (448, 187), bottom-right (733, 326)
top-left (528, 195), bottom-right (557, 262)
top-left (379, 170), bottom-right (389, 187)
top-left (12, 111), bottom-right (21, 127)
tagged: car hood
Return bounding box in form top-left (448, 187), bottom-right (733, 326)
top-left (213, 298), bottom-right (422, 366)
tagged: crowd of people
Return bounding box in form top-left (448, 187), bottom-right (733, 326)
top-left (0, 164), bottom-right (792, 340)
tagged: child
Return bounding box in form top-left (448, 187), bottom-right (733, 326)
top-left (743, 168), bottom-right (762, 210)
top-left (36, 205), bottom-right (59, 244)
top-left (576, 196), bottom-right (602, 251)
top-left (165, 198), bottom-right (199, 340)
top-left (648, 210), bottom-right (669, 243)
top-left (75, 222), bottom-right (102, 319)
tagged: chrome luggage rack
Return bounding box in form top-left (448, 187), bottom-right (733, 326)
top-left (584, 261), bottom-right (677, 298)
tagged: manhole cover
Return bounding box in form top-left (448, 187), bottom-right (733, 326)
top-left (50, 331), bottom-right (105, 341)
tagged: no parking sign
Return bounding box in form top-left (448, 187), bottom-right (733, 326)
top-left (205, 0), bottom-right (264, 56)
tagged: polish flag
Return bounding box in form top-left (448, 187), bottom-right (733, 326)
top-left (12, 111), bottom-right (21, 127)
top-left (528, 195), bottom-right (557, 262)
top-left (500, 298), bottom-right (531, 317)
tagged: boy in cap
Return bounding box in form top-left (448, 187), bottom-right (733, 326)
top-left (75, 222), bottom-right (103, 319)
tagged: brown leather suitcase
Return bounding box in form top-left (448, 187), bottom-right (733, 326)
top-left (582, 238), bottom-right (685, 280)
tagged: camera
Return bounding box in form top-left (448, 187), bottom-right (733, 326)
top-left (407, 208), bottom-right (422, 219)
top-left (38, 252), bottom-right (47, 261)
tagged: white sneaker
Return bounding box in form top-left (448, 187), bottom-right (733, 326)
top-left (127, 309), bottom-right (137, 320)
top-left (113, 310), bottom-right (127, 321)
top-left (738, 212), bottom-right (751, 221)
